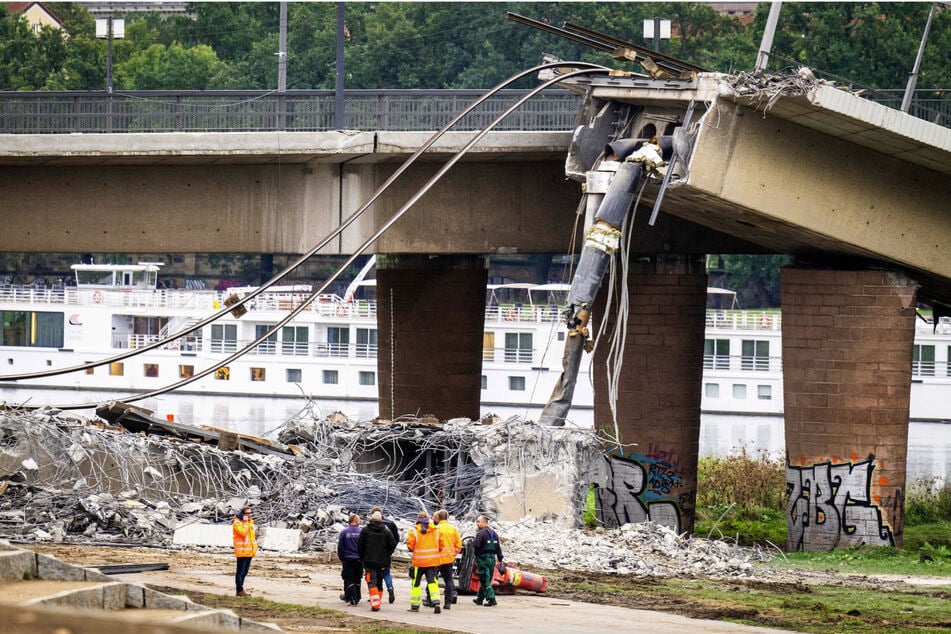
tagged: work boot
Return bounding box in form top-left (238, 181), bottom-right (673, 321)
top-left (484, 599), bottom-right (498, 607)
top-left (339, 593), bottom-right (346, 602)
top-left (236, 591), bottom-right (251, 597)
top-left (388, 587), bottom-right (395, 604)
top-left (472, 598), bottom-right (483, 606)
top-left (434, 604), bottom-right (441, 614)
top-left (409, 606), bottom-right (419, 612)
top-left (451, 594), bottom-right (457, 604)
top-left (443, 601), bottom-right (451, 610)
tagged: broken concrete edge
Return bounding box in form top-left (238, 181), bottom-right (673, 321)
top-left (0, 540), bottom-right (280, 631)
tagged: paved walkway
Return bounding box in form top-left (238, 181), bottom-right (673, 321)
top-left (121, 557), bottom-right (801, 634)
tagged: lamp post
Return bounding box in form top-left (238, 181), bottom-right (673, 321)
top-left (643, 17), bottom-right (670, 53)
top-left (95, 16), bottom-right (125, 93)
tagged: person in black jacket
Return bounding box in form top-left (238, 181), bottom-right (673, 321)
top-left (370, 505), bottom-right (400, 603)
top-left (358, 511), bottom-right (397, 612)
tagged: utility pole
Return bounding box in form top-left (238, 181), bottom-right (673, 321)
top-left (334, 2), bottom-right (345, 130)
top-left (643, 17), bottom-right (670, 53)
top-left (902, 2), bottom-right (938, 114)
top-left (106, 16), bottom-right (113, 93)
top-left (756, 2), bottom-right (783, 71)
top-left (277, 1), bottom-right (287, 93)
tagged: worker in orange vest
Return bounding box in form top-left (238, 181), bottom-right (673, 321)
top-left (232, 506), bottom-right (257, 597)
top-left (432, 509), bottom-right (462, 609)
top-left (406, 510), bottom-right (444, 614)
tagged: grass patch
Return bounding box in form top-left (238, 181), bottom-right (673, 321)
top-left (544, 571), bottom-right (951, 633)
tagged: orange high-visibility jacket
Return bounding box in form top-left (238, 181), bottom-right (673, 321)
top-left (406, 521), bottom-right (443, 568)
top-left (435, 521), bottom-right (462, 566)
top-left (233, 518), bottom-right (258, 558)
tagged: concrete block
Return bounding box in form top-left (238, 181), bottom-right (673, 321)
top-left (173, 523), bottom-right (232, 548)
top-left (83, 567), bottom-right (113, 582)
top-left (241, 618), bottom-right (285, 632)
top-left (36, 553), bottom-right (85, 581)
top-left (0, 549), bottom-right (37, 582)
top-left (125, 583), bottom-right (146, 608)
top-left (173, 523), bottom-right (301, 551)
top-left (27, 585), bottom-right (105, 610)
top-left (101, 582), bottom-right (126, 610)
top-left (143, 586), bottom-right (190, 610)
top-left (258, 527), bottom-right (301, 552)
top-left (214, 609), bottom-right (241, 629)
top-left (173, 609), bottom-right (228, 628)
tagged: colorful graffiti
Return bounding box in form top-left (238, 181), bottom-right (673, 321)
top-left (786, 457), bottom-right (894, 551)
top-left (596, 452), bottom-right (686, 532)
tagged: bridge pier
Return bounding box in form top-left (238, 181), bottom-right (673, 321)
top-left (591, 255), bottom-right (708, 535)
top-left (375, 254), bottom-right (487, 421)
top-left (781, 267), bottom-right (917, 550)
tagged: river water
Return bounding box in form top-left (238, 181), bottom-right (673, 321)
top-left (3, 387), bottom-right (948, 486)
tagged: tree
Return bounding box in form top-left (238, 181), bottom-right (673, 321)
top-left (715, 254), bottom-right (791, 308)
top-left (116, 42), bottom-right (227, 90)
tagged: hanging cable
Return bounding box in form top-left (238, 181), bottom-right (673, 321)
top-left (41, 65), bottom-right (612, 410)
top-left (3, 61), bottom-right (607, 387)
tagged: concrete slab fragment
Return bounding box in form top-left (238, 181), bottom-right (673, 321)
top-left (142, 586), bottom-right (190, 610)
top-left (37, 553), bottom-right (85, 581)
top-left (0, 550), bottom-right (37, 582)
top-left (173, 523), bottom-right (301, 551)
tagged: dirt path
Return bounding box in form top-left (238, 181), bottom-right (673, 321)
top-left (24, 543), bottom-right (811, 634)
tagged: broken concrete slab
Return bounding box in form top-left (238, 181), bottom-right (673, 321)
top-left (172, 524), bottom-right (302, 552)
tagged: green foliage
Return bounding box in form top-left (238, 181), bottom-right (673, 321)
top-left (582, 483), bottom-right (597, 529)
top-left (905, 475), bottom-right (951, 526)
top-left (8, 3), bottom-right (944, 91)
top-left (712, 254), bottom-right (791, 308)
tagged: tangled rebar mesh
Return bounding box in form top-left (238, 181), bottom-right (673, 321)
top-left (0, 405), bottom-right (603, 550)
top-left (722, 68), bottom-right (821, 114)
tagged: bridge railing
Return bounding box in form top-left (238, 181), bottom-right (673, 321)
top-left (0, 90), bottom-right (581, 134)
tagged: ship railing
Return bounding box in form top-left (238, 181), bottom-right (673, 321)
top-left (313, 342), bottom-right (378, 359)
top-left (705, 310), bottom-right (782, 331)
top-left (703, 353), bottom-right (783, 373)
top-left (0, 286), bottom-right (68, 305)
top-left (484, 304), bottom-right (562, 324)
top-left (912, 360), bottom-right (951, 378)
top-left (117, 333), bottom-right (202, 351)
top-left (482, 346), bottom-right (535, 364)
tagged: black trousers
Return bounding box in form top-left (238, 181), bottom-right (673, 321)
top-left (341, 558), bottom-right (363, 604)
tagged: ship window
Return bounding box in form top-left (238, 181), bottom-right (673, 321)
top-left (913, 344), bottom-right (935, 377)
top-left (323, 369), bottom-right (338, 384)
top-left (356, 328), bottom-right (377, 359)
top-left (757, 385), bottom-right (772, 400)
top-left (557, 332), bottom-right (565, 341)
top-left (509, 376), bottom-right (526, 391)
top-left (144, 363), bottom-right (158, 377)
top-left (325, 327), bottom-right (349, 358)
top-left (215, 366), bottom-right (230, 380)
top-left (359, 371), bottom-right (375, 386)
top-left (741, 340), bottom-right (769, 371)
top-left (179, 365), bottom-right (194, 379)
top-left (0, 310), bottom-right (64, 348)
top-left (481, 375), bottom-right (487, 390)
top-left (254, 325), bottom-right (277, 355)
top-left (109, 362), bottom-right (124, 376)
top-left (286, 368), bottom-right (302, 383)
top-left (504, 332), bottom-right (533, 364)
top-left (251, 367), bottom-right (266, 382)
top-left (282, 326), bottom-right (309, 356)
top-left (705, 383), bottom-right (719, 398)
top-left (704, 339), bottom-right (730, 370)
top-left (210, 324), bottom-right (237, 353)
top-left (733, 384), bottom-right (747, 399)
top-left (947, 346), bottom-right (951, 377)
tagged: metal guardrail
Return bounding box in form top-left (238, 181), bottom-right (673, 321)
top-left (0, 89), bottom-right (582, 134)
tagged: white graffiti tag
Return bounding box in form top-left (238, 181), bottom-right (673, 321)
top-left (786, 459), bottom-right (893, 551)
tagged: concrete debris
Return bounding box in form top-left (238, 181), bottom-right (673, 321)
top-left (0, 407), bottom-right (779, 581)
top-left (721, 68), bottom-right (824, 114)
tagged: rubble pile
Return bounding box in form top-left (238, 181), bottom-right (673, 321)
top-left (0, 407), bottom-right (777, 579)
top-left (492, 516), bottom-right (772, 578)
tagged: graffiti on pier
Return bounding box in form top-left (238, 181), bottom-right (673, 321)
top-left (786, 457), bottom-right (894, 551)
top-left (597, 452), bottom-right (685, 532)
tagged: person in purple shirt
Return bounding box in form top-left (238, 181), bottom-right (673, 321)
top-left (337, 513), bottom-right (362, 605)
